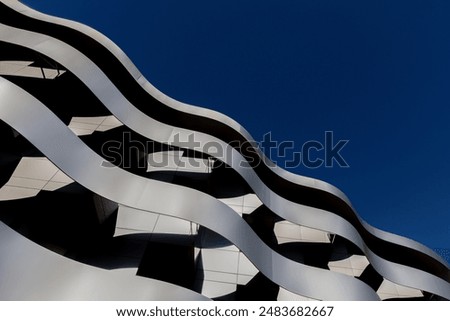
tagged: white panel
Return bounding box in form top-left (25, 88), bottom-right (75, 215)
top-left (42, 181), bottom-right (71, 191)
top-left (238, 252), bottom-right (259, 276)
top-left (300, 226), bottom-right (330, 243)
top-left (218, 196), bottom-right (244, 214)
top-left (377, 279), bottom-right (423, 300)
top-left (218, 196), bottom-right (244, 207)
top-left (275, 222), bottom-right (330, 243)
top-left (201, 270), bottom-right (237, 284)
top-left (96, 125), bottom-right (118, 132)
top-left (68, 121), bottom-right (98, 130)
top-left (328, 257), bottom-right (352, 269)
top-left (274, 222), bottom-right (302, 240)
top-left (242, 205), bottom-right (258, 214)
top-left (50, 170), bottom-right (73, 183)
top-left (277, 237), bottom-right (298, 245)
top-left (328, 255), bottom-right (369, 277)
top-left (0, 60), bottom-right (65, 79)
top-left (7, 177), bottom-right (47, 189)
top-left (349, 255), bottom-right (370, 270)
top-left (153, 214), bottom-right (196, 235)
top-left (147, 151), bottom-right (182, 171)
top-left (377, 279), bottom-right (400, 299)
top-left (225, 204), bottom-right (243, 215)
top-left (68, 116), bottom-right (122, 135)
top-left (242, 193), bottom-right (262, 209)
top-left (237, 274), bottom-right (253, 285)
top-left (0, 60), bottom-right (32, 74)
top-left (113, 227), bottom-right (145, 237)
top-left (0, 60), bottom-right (33, 66)
top-left (201, 249), bottom-right (239, 274)
top-left (328, 266), bottom-right (355, 277)
top-left (177, 157), bottom-right (209, 173)
top-left (200, 280), bottom-right (236, 298)
top-left (71, 116), bottom-right (106, 125)
top-left (13, 67), bottom-right (42, 78)
top-left (115, 205), bottom-right (159, 232)
top-left (101, 115), bottom-right (122, 126)
top-left (396, 284), bottom-right (423, 297)
top-left (69, 127), bottom-right (94, 136)
top-left (0, 185), bottom-right (39, 200)
top-left (13, 157), bottom-right (59, 181)
top-left (42, 68), bottom-right (63, 78)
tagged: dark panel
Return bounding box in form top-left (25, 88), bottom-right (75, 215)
top-left (137, 241), bottom-right (196, 290)
top-left (235, 272), bottom-right (279, 301)
top-left (357, 264), bottom-right (383, 291)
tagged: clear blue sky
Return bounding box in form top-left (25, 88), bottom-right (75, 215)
top-left (22, 0), bottom-right (450, 254)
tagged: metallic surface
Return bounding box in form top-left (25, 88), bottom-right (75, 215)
top-left (0, 77), bottom-right (381, 300)
top-left (0, 0), bottom-right (448, 300)
top-left (0, 222), bottom-right (209, 300)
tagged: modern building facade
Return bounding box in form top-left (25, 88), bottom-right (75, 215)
top-left (0, 0), bottom-right (449, 300)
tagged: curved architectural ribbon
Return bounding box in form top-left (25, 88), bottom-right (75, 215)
top-left (0, 0), bottom-right (448, 300)
top-left (0, 222), bottom-right (209, 300)
top-left (0, 77), bottom-right (382, 300)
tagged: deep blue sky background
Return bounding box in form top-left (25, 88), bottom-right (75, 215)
top-left (22, 0), bottom-right (450, 258)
